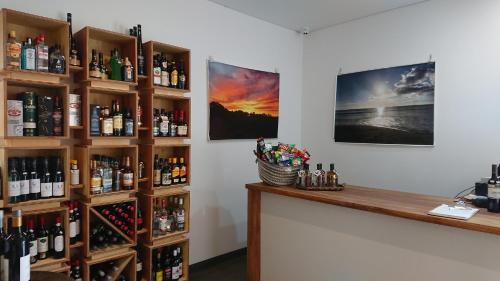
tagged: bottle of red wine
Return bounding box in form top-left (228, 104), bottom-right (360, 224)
top-left (40, 157), bottom-right (53, 199)
top-left (26, 218), bottom-right (37, 264)
top-left (8, 158), bottom-right (21, 204)
top-left (36, 216), bottom-right (49, 260)
top-left (8, 210), bottom-right (30, 281)
top-left (52, 215), bottom-right (64, 259)
top-left (0, 210), bottom-right (10, 281)
top-left (52, 157), bottom-right (64, 198)
top-left (19, 158), bottom-right (29, 202)
top-left (69, 202), bottom-right (77, 245)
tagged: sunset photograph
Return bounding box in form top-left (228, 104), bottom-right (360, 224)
top-left (208, 61), bottom-right (280, 140)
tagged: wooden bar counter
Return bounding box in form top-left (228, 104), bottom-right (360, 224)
top-left (247, 182), bottom-right (500, 281)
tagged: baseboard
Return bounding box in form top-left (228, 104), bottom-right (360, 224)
top-left (190, 247), bottom-right (247, 272)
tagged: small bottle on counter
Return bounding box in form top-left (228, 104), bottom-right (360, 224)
top-left (313, 163), bottom-right (325, 188)
top-left (326, 163), bottom-right (338, 187)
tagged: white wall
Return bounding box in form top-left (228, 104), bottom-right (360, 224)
top-left (302, 0), bottom-right (500, 197)
top-left (0, 0), bottom-right (303, 263)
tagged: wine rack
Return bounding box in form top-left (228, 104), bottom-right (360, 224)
top-left (83, 248), bottom-right (137, 281)
top-left (140, 236), bottom-right (189, 281)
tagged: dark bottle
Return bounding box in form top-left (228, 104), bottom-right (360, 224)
top-left (304, 163), bottom-right (312, 187)
top-left (171, 249), bottom-right (180, 281)
top-left (0, 211), bottom-right (10, 281)
top-left (20, 91), bottom-right (37, 136)
top-left (153, 154), bottom-right (161, 187)
top-left (99, 52), bottom-right (107, 79)
top-left (71, 259), bottom-right (83, 281)
top-left (122, 156), bottom-right (134, 190)
top-left (19, 158), bottom-right (29, 202)
top-left (90, 104), bottom-right (101, 136)
top-left (29, 157), bottom-right (41, 200)
top-left (178, 61), bottom-right (186, 90)
top-left (67, 13), bottom-right (80, 66)
top-left (153, 250), bottom-right (163, 281)
top-left (177, 246), bottom-right (183, 277)
top-left (8, 210), bottom-right (30, 281)
top-left (137, 209), bottom-right (143, 230)
top-left (69, 201), bottom-right (77, 245)
top-left (52, 157), bottom-right (64, 198)
top-left (112, 160), bottom-right (122, 192)
top-left (26, 218), bottom-right (37, 264)
top-left (169, 112), bottom-right (177, 137)
top-left (109, 49), bottom-right (122, 81)
top-left (53, 96), bottom-right (63, 136)
top-left (36, 216), bottom-right (49, 260)
top-left (49, 44), bottom-right (65, 74)
top-left (137, 24), bottom-right (145, 76)
top-left (153, 55), bottom-right (161, 85)
top-left (152, 108), bottom-right (160, 137)
top-left (487, 164), bottom-right (500, 212)
top-left (161, 157), bottom-right (172, 186)
top-left (89, 49), bottom-right (101, 78)
top-left (326, 163), bottom-right (339, 187)
top-left (51, 216), bottom-right (65, 259)
top-left (41, 157), bottom-right (53, 199)
top-left (8, 158), bottom-right (21, 204)
top-left (113, 100), bottom-right (123, 136)
top-left (162, 248), bottom-right (172, 281)
top-left (74, 201), bottom-right (81, 241)
top-left (136, 249), bottom-right (143, 280)
top-left (124, 108), bottom-right (134, 137)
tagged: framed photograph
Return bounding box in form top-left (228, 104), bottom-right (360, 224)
top-left (334, 62), bottom-right (435, 145)
top-left (208, 61), bottom-right (279, 140)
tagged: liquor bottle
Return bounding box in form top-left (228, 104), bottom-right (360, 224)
top-left (176, 198), bottom-right (185, 231)
top-left (52, 157), bottom-right (64, 197)
top-left (89, 49), bottom-right (101, 78)
top-left (137, 24), bottom-right (145, 76)
top-left (304, 164), bottom-right (312, 187)
top-left (153, 250), bottom-right (163, 281)
top-left (18, 158), bottom-right (29, 202)
top-left (8, 210), bottom-right (30, 281)
top-left (69, 201), bottom-right (77, 245)
top-left (171, 249), bottom-right (180, 281)
top-left (159, 109), bottom-right (169, 137)
top-left (312, 164), bottom-right (324, 187)
top-left (29, 158), bottom-right (41, 200)
top-left (124, 108), bottom-right (134, 136)
top-left (159, 199), bottom-right (169, 235)
top-left (90, 160), bottom-right (103, 195)
top-left (177, 246), bottom-right (183, 277)
top-left (113, 100), bottom-right (123, 136)
top-left (71, 259), bottom-right (83, 281)
top-left (153, 55), bottom-right (162, 85)
top-left (137, 97), bottom-right (143, 128)
top-left (161, 53), bottom-right (170, 87)
top-left (161, 157), bottom-right (172, 186)
top-left (178, 60), bottom-right (186, 89)
top-left (179, 157), bottom-right (187, 184)
top-left (51, 216), bottom-right (64, 259)
top-left (35, 33), bottom-right (49, 72)
top-left (109, 49), bottom-right (122, 81)
top-left (488, 164), bottom-right (500, 212)
top-left (112, 159), bottom-right (122, 192)
top-left (326, 163), bottom-right (338, 187)
top-left (53, 96), bottom-right (63, 136)
top-left (90, 104), bottom-right (101, 136)
top-left (49, 44), bottom-right (65, 74)
top-left (162, 248), bottom-right (172, 281)
top-left (8, 158), bottom-right (21, 204)
top-left (20, 91), bottom-right (37, 136)
top-left (153, 154), bottom-right (161, 187)
top-left (172, 158), bottom-right (180, 185)
top-left (138, 161), bottom-right (145, 179)
top-left (99, 52), bottom-right (107, 79)
top-left (70, 160), bottom-right (80, 185)
top-left (100, 106), bottom-right (113, 136)
top-left (153, 109), bottom-right (160, 137)
top-left (67, 13), bottom-right (80, 66)
top-left (26, 219), bottom-right (37, 264)
top-left (0, 211), bottom-right (9, 281)
top-left (21, 37), bottom-right (36, 70)
top-left (6, 31), bottom-right (22, 70)
top-left (170, 60), bottom-right (178, 88)
top-left (122, 57), bottom-right (134, 82)
top-left (177, 111), bottom-right (188, 137)
top-left (169, 112), bottom-right (177, 137)
top-left (102, 157), bottom-right (113, 193)
top-left (122, 156), bottom-right (134, 190)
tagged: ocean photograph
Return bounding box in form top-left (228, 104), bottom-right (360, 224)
top-left (334, 62), bottom-right (435, 145)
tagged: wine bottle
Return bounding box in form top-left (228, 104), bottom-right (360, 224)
top-left (0, 210), bottom-right (10, 281)
top-left (176, 198), bottom-right (185, 231)
top-left (171, 249), bottom-right (180, 281)
top-left (36, 216), bottom-right (49, 260)
top-left (69, 201), bottom-right (77, 245)
top-left (8, 158), bottom-right (21, 204)
top-left (52, 157), bottom-right (64, 197)
top-left (162, 248), bottom-right (172, 281)
top-left (153, 250), bottom-right (163, 281)
top-left (26, 218), bottom-right (37, 264)
top-left (51, 216), bottom-right (64, 259)
top-left (40, 157), bottom-right (53, 199)
top-left (29, 157), bottom-right (41, 200)
top-left (8, 210), bottom-right (30, 281)
top-left (19, 158), bottom-right (29, 202)
top-left (122, 156), bottom-right (134, 190)
top-left (177, 246), bottom-right (183, 277)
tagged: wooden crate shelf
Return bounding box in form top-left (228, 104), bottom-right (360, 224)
top-left (82, 197), bottom-right (137, 258)
top-left (1, 146), bottom-right (70, 209)
top-left (73, 145), bottom-right (138, 200)
top-left (139, 41), bottom-right (190, 92)
top-left (140, 236), bottom-right (189, 281)
top-left (138, 190), bottom-right (190, 243)
top-left (0, 8), bottom-right (70, 79)
top-left (74, 26), bottom-right (137, 88)
top-left (83, 248), bottom-right (136, 281)
top-left (138, 144), bottom-right (190, 194)
top-left (0, 78), bottom-right (69, 144)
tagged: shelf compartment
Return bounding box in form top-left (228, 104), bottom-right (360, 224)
top-left (0, 78), bottom-right (69, 144)
top-left (139, 41), bottom-right (190, 92)
top-left (1, 146), bottom-right (70, 209)
top-left (140, 236), bottom-right (189, 281)
top-left (83, 248), bottom-right (136, 281)
top-left (73, 145), bottom-right (138, 201)
top-left (0, 8), bottom-right (70, 79)
top-left (82, 197), bottom-right (137, 258)
top-left (137, 189), bottom-right (190, 243)
top-left (74, 26), bottom-right (137, 88)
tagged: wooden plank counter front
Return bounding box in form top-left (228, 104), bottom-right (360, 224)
top-left (246, 182), bottom-right (500, 281)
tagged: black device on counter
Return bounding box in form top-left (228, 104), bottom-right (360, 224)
top-left (475, 182), bottom-right (488, 197)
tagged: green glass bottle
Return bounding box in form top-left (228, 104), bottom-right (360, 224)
top-left (109, 49), bottom-right (122, 81)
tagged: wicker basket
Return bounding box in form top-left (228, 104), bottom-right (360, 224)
top-left (257, 158), bottom-right (300, 186)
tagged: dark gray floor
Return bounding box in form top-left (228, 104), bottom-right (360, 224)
top-left (190, 249), bottom-right (246, 281)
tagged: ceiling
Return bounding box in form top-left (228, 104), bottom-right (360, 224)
top-left (209, 0), bottom-right (428, 32)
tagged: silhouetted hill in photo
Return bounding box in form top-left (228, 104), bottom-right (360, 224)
top-left (209, 102), bottom-right (278, 140)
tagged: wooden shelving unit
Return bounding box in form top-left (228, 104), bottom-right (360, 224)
top-left (83, 248), bottom-right (137, 281)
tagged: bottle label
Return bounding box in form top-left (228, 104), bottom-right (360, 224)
top-left (160, 121), bottom-right (169, 135)
top-left (154, 170), bottom-right (161, 185)
top-left (103, 119), bottom-right (113, 135)
top-left (153, 67), bottom-right (161, 85)
top-left (20, 179), bottom-right (30, 195)
top-left (30, 178), bottom-right (41, 193)
top-left (41, 182), bottom-right (53, 197)
top-left (7, 43), bottom-right (21, 58)
top-left (488, 187), bottom-right (500, 199)
top-left (9, 181), bottom-right (20, 196)
top-left (37, 236), bottom-right (48, 253)
top-left (53, 181), bottom-right (64, 196)
top-left (70, 221), bottom-right (77, 238)
top-left (136, 261), bottom-right (142, 272)
top-left (91, 176), bottom-right (102, 189)
top-left (178, 125), bottom-right (188, 136)
top-left (29, 240), bottom-right (37, 257)
top-left (113, 116), bottom-right (123, 130)
top-left (25, 49), bottom-right (36, 70)
top-left (76, 218), bottom-right (81, 235)
top-left (156, 271), bottom-right (163, 281)
top-left (172, 168), bottom-right (180, 178)
top-left (123, 173), bottom-right (133, 187)
top-left (20, 254), bottom-right (30, 281)
top-left (162, 172), bottom-right (172, 185)
top-left (70, 170), bottom-right (80, 185)
top-left (1, 255), bottom-right (8, 281)
top-left (54, 235), bottom-right (64, 252)
top-left (172, 265), bottom-right (180, 279)
top-left (161, 71), bottom-right (170, 86)
top-left (125, 120), bottom-right (134, 136)
top-left (171, 70), bottom-right (178, 86)
top-left (177, 212), bottom-right (185, 224)
top-left (23, 121), bottom-right (36, 129)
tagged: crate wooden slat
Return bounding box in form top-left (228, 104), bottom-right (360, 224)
top-left (140, 236), bottom-right (189, 281)
top-left (83, 248), bottom-right (137, 281)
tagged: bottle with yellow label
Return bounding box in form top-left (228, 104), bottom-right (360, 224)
top-left (179, 157), bottom-right (187, 184)
top-left (171, 158), bottom-right (180, 185)
top-left (6, 31), bottom-right (21, 70)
